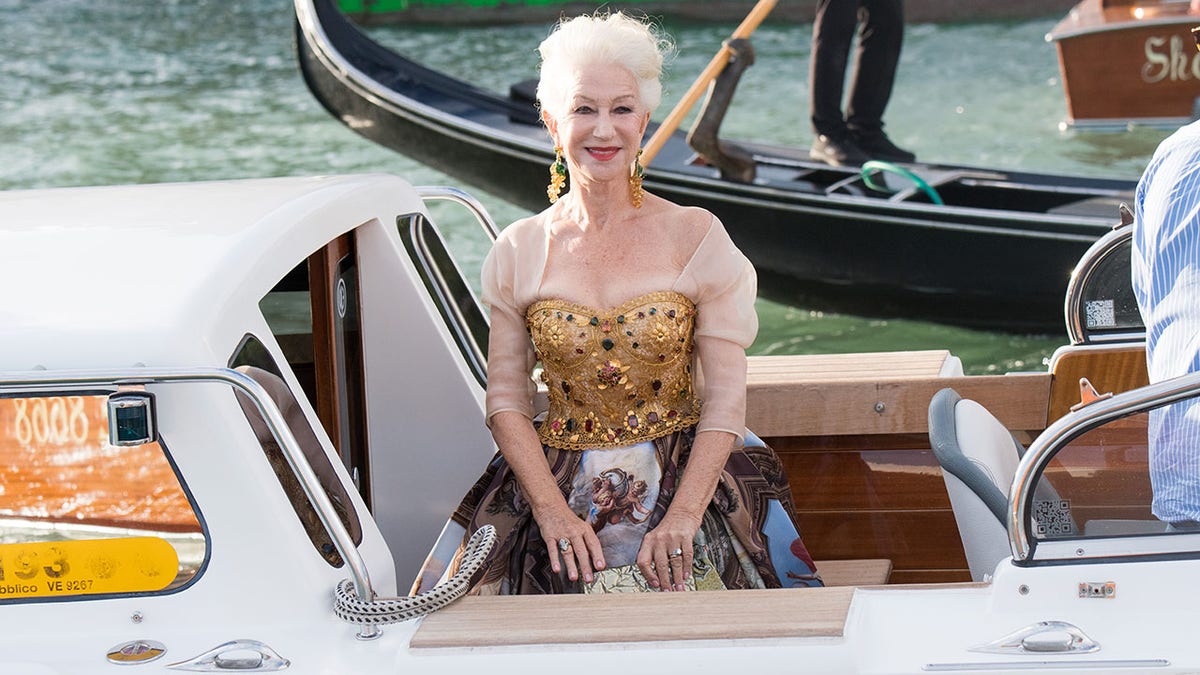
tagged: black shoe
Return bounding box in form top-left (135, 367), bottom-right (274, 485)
top-left (809, 133), bottom-right (869, 167)
top-left (851, 129), bottom-right (916, 163)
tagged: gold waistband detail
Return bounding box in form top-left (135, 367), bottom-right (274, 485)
top-left (527, 291), bottom-right (701, 450)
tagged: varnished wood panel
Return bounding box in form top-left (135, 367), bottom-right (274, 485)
top-left (777, 447), bottom-right (951, 512)
top-left (1047, 345), bottom-right (1147, 424)
top-left (747, 365), bottom-right (1049, 437)
top-left (799, 509), bottom-right (968, 573)
top-left (764, 428), bottom-right (974, 581)
top-left (309, 236), bottom-right (352, 456)
top-left (890, 569), bottom-right (973, 585)
top-left (412, 587), bottom-right (857, 647)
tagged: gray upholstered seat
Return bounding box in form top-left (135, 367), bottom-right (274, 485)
top-left (927, 387), bottom-right (1023, 582)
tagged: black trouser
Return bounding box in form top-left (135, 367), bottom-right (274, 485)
top-left (809, 0), bottom-right (904, 137)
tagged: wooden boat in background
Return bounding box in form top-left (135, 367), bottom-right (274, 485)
top-left (295, 0), bottom-right (1137, 333)
top-left (1048, 0), bottom-right (1200, 130)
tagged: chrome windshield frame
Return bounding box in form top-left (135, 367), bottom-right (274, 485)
top-left (404, 185), bottom-right (498, 385)
top-left (1009, 369), bottom-right (1200, 562)
top-left (1062, 219), bottom-right (1142, 346)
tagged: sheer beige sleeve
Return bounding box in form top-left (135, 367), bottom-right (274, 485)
top-left (675, 217), bottom-right (758, 442)
top-left (480, 224), bottom-right (541, 426)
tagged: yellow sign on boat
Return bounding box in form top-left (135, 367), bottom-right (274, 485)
top-left (0, 537), bottom-right (178, 599)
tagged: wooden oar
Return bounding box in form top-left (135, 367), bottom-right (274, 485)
top-left (640, 0), bottom-right (778, 167)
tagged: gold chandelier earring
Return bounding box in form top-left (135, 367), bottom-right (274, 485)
top-left (630, 149), bottom-right (644, 208)
top-left (547, 146), bottom-right (567, 204)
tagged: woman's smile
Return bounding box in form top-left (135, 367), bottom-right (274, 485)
top-left (587, 146), bottom-right (622, 161)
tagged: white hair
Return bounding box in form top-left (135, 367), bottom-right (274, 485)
top-left (535, 12), bottom-right (672, 119)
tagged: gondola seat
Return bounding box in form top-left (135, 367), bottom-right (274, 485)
top-left (927, 387), bottom-right (1022, 582)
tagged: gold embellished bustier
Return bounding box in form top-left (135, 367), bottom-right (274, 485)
top-left (526, 291), bottom-right (701, 450)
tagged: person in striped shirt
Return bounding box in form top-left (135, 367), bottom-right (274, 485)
top-left (1133, 119), bottom-right (1200, 528)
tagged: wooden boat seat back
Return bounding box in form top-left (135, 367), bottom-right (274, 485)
top-left (1046, 343), bottom-right (1148, 424)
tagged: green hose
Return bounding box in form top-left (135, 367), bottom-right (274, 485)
top-left (861, 160), bottom-right (944, 206)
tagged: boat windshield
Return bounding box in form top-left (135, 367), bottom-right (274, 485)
top-left (1027, 410), bottom-right (1157, 541)
top-left (1022, 377), bottom-right (1200, 561)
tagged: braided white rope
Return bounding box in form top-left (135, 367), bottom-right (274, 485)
top-left (333, 524), bottom-right (497, 625)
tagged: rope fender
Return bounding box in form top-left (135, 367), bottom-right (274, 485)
top-left (333, 524), bottom-right (497, 625)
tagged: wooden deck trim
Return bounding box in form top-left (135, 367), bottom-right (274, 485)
top-left (747, 350), bottom-right (957, 382)
top-left (411, 586), bottom-right (856, 648)
top-left (410, 558), bottom-right (887, 649)
top-left (816, 558), bottom-right (891, 587)
top-left (746, 352), bottom-right (1050, 437)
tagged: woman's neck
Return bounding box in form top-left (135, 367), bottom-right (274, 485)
top-left (558, 178), bottom-right (635, 231)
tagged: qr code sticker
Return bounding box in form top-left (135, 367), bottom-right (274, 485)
top-left (1085, 299), bottom-right (1116, 329)
top-left (1034, 499), bottom-right (1075, 536)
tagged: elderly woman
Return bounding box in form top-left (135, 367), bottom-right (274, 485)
top-left (418, 12), bottom-right (819, 595)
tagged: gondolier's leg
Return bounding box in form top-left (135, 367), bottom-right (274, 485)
top-left (809, 0), bottom-right (868, 167)
top-left (846, 0), bottom-right (915, 163)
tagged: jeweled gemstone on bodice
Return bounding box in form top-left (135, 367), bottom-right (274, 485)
top-left (526, 291), bottom-right (700, 450)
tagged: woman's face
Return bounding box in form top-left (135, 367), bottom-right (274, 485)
top-left (545, 63), bottom-right (651, 188)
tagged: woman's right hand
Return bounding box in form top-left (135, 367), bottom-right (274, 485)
top-left (533, 502), bottom-right (605, 584)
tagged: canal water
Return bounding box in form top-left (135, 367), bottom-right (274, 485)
top-left (0, 0), bottom-right (1174, 373)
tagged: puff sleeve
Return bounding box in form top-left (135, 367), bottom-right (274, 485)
top-left (480, 231), bottom-right (538, 425)
top-left (675, 217), bottom-right (758, 441)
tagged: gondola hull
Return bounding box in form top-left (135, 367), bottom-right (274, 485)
top-left (296, 0), bottom-right (1136, 333)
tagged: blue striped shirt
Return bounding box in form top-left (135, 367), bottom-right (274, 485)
top-left (1133, 119), bottom-right (1200, 524)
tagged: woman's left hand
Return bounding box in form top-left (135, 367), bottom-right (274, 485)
top-left (636, 510), bottom-right (702, 591)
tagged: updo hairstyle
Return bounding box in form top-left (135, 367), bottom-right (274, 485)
top-left (535, 12), bottom-right (672, 119)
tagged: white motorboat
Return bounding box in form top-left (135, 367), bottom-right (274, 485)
top-left (1, 173), bottom-right (1196, 673)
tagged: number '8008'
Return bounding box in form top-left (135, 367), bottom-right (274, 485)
top-left (11, 396), bottom-right (90, 446)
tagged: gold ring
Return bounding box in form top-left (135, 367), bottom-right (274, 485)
top-left (558, 537), bottom-right (572, 552)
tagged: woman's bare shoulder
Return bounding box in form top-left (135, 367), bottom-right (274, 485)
top-left (496, 211), bottom-right (551, 245)
top-left (651, 200), bottom-right (717, 249)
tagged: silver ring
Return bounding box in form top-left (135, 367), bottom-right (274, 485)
top-left (668, 547), bottom-right (683, 558)
top-left (558, 537), bottom-right (572, 552)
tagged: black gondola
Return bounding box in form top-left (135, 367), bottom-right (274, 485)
top-left (294, 0), bottom-right (1136, 333)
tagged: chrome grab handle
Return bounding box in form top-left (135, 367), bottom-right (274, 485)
top-left (970, 620), bottom-right (1099, 655)
top-left (417, 185), bottom-right (500, 241)
top-left (167, 640), bottom-right (290, 671)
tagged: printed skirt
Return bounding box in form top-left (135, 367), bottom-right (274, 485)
top-left (412, 428), bottom-right (821, 595)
